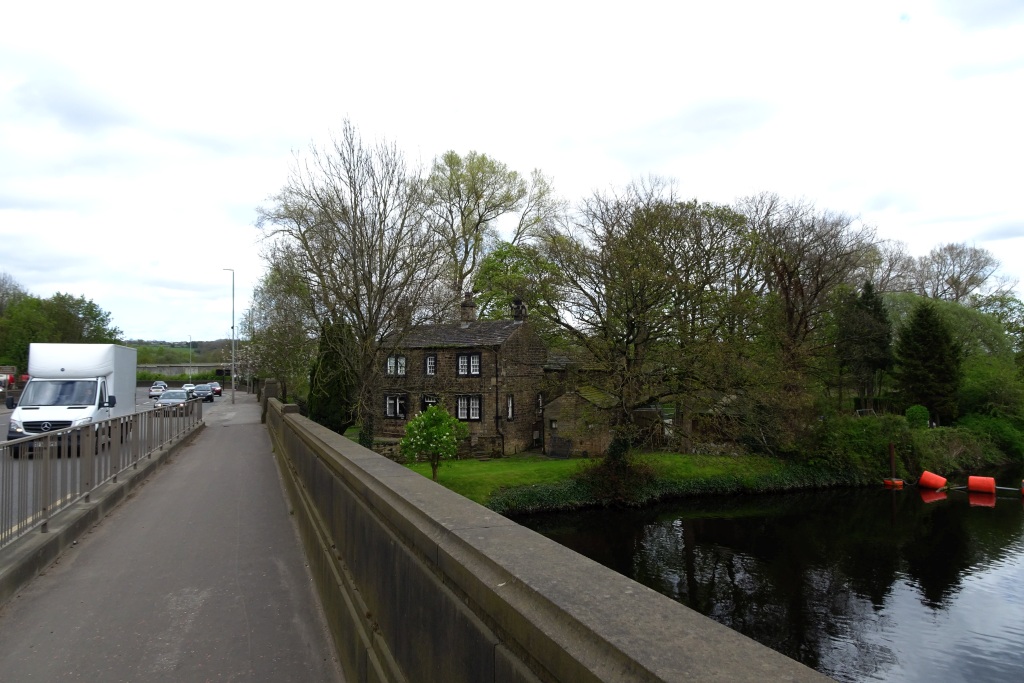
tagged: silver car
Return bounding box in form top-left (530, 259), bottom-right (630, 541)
top-left (154, 389), bottom-right (190, 414)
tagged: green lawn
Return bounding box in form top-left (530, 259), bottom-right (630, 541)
top-left (406, 452), bottom-right (801, 506)
top-left (406, 456), bottom-right (583, 504)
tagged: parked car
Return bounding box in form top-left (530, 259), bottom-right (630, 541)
top-left (154, 389), bottom-right (190, 413)
top-left (148, 383), bottom-right (166, 399)
top-left (192, 384), bottom-right (214, 402)
top-left (208, 381), bottom-right (222, 396)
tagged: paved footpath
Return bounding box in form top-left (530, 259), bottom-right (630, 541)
top-left (0, 392), bottom-right (343, 682)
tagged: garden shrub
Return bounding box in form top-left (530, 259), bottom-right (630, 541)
top-left (808, 414), bottom-right (914, 479)
top-left (955, 414), bottom-right (1024, 461)
top-left (905, 405), bottom-right (930, 430)
top-left (909, 427), bottom-right (1002, 475)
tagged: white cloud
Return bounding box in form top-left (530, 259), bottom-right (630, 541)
top-left (1, 0), bottom-right (1023, 340)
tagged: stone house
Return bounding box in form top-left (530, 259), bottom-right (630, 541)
top-left (376, 296), bottom-right (547, 457)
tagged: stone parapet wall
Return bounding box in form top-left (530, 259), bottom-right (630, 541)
top-left (265, 398), bottom-right (829, 683)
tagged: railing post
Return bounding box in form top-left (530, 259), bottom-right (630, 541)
top-left (82, 425), bottom-right (95, 504)
top-left (39, 434), bottom-right (52, 534)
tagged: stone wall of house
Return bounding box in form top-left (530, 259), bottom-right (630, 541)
top-left (376, 323), bottom-right (548, 457)
top-left (544, 392), bottom-right (613, 457)
top-left (495, 324), bottom-right (547, 454)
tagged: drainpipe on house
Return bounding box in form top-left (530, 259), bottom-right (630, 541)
top-left (494, 345), bottom-right (505, 456)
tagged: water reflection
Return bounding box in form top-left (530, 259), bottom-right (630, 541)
top-left (516, 487), bottom-right (1024, 682)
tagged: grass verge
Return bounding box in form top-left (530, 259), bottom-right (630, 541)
top-left (406, 452), bottom-right (865, 515)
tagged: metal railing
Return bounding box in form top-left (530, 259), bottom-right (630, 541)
top-left (0, 400), bottom-right (204, 549)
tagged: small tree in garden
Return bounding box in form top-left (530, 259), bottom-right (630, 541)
top-left (400, 405), bottom-right (469, 481)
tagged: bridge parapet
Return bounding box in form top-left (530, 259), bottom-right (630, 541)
top-left (266, 398), bottom-right (829, 683)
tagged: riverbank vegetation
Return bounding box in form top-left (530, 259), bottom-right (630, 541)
top-left (242, 121), bottom-right (1024, 511)
top-left (408, 409), bottom-right (1019, 515)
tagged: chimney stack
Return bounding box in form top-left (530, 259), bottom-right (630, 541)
top-left (460, 292), bottom-right (477, 322)
top-left (512, 298), bottom-right (528, 321)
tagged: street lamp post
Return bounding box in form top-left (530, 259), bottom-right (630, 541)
top-left (223, 268), bottom-right (236, 404)
top-left (188, 334), bottom-right (192, 381)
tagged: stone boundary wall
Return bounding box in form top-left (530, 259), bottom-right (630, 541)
top-left (264, 396), bottom-right (830, 683)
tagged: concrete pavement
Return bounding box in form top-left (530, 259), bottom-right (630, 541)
top-left (0, 391), bottom-right (343, 682)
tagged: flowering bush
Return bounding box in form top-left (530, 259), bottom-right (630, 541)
top-left (400, 405), bottom-right (469, 481)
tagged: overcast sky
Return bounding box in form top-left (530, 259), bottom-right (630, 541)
top-left (2, 1), bottom-right (1022, 342)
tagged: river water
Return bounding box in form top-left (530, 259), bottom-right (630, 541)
top-left (515, 480), bottom-right (1024, 682)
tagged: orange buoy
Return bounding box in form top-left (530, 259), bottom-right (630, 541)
top-left (969, 492), bottom-right (996, 508)
top-left (918, 470), bottom-right (947, 490)
top-left (884, 478), bottom-right (904, 489)
top-left (919, 489), bottom-right (947, 504)
top-left (968, 476), bottom-right (996, 494)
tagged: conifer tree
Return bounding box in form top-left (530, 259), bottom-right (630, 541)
top-left (895, 301), bottom-right (961, 425)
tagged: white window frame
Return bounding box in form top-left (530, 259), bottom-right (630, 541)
top-left (425, 355), bottom-right (436, 376)
top-left (385, 394), bottom-right (407, 419)
top-left (506, 394), bottom-right (514, 421)
top-left (386, 355), bottom-right (407, 376)
top-left (456, 394), bottom-right (482, 421)
top-left (457, 352), bottom-right (481, 376)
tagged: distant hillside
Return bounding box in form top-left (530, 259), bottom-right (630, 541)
top-left (126, 340), bottom-right (232, 364)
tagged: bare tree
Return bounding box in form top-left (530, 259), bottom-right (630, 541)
top-left (911, 242), bottom-right (1013, 303)
top-left (856, 239), bottom-right (916, 294)
top-left (536, 178), bottom-right (703, 456)
top-left (256, 120), bottom-right (441, 442)
top-left (738, 193), bottom-right (878, 376)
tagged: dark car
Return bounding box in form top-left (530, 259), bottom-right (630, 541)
top-left (208, 381), bottom-right (222, 396)
top-left (192, 384), bottom-right (215, 402)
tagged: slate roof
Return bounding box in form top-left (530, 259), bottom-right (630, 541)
top-left (386, 320), bottom-right (526, 348)
top-left (576, 386), bottom-right (619, 409)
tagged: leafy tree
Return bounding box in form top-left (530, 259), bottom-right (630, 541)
top-left (472, 242), bottom-right (564, 344)
top-left (971, 291), bottom-right (1024, 367)
top-left (425, 151), bottom-right (526, 312)
top-left (0, 296), bottom-right (52, 368)
top-left (42, 293), bottom-right (122, 343)
top-left (0, 292), bottom-right (121, 369)
top-left (246, 261), bottom-right (318, 402)
top-left (894, 301), bottom-right (962, 425)
top-left (400, 405), bottom-right (468, 481)
top-left (423, 152), bottom-right (561, 321)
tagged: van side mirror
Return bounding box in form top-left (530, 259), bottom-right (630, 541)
top-left (5, 396), bottom-right (14, 409)
top-left (105, 396), bottom-right (117, 408)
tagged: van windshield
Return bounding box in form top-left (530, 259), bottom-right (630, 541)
top-left (19, 380), bottom-right (98, 407)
